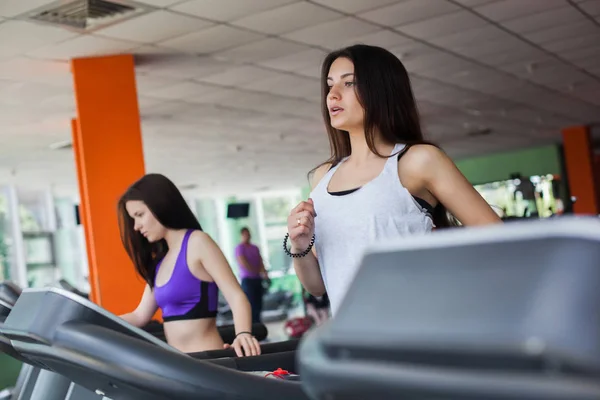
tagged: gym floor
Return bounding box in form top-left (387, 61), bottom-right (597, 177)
top-left (264, 320), bottom-right (288, 342)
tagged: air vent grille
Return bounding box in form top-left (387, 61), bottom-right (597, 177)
top-left (28, 0), bottom-right (147, 31)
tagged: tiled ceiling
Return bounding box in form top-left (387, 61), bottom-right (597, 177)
top-left (0, 0), bottom-right (599, 196)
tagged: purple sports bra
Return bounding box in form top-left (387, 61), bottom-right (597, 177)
top-left (154, 230), bottom-right (219, 322)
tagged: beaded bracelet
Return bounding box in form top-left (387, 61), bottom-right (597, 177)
top-left (283, 233), bottom-right (315, 258)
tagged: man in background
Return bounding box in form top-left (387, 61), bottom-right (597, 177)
top-left (235, 227), bottom-right (270, 323)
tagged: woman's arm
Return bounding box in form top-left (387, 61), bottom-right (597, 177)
top-left (288, 164), bottom-right (331, 296)
top-left (403, 145), bottom-right (502, 226)
top-left (119, 284), bottom-right (158, 328)
top-left (187, 231), bottom-right (260, 357)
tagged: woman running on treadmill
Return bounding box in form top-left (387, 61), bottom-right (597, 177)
top-left (118, 173), bottom-right (261, 357)
top-left (286, 44), bottom-right (501, 316)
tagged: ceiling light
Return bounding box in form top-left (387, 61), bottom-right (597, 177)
top-left (179, 183), bottom-right (197, 190)
top-left (49, 140), bottom-right (73, 150)
top-left (466, 128), bottom-right (492, 137)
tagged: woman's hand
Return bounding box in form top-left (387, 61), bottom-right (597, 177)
top-left (288, 198), bottom-right (316, 252)
top-left (224, 333), bottom-right (261, 357)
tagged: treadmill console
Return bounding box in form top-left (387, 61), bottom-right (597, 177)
top-left (1, 287), bottom-right (175, 353)
top-left (299, 217), bottom-right (600, 400)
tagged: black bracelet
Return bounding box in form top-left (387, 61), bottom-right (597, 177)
top-left (283, 233), bottom-right (315, 258)
top-left (236, 331), bottom-right (252, 338)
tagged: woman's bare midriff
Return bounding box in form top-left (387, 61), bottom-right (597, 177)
top-left (163, 318), bottom-right (224, 353)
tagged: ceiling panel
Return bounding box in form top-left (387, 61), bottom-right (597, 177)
top-left (293, 63), bottom-right (322, 79)
top-left (136, 54), bottom-right (231, 79)
top-left (527, 63), bottom-right (593, 90)
top-left (0, 57), bottom-right (71, 86)
top-left (449, 69), bottom-right (527, 95)
top-left (140, 100), bottom-right (200, 117)
top-left (214, 38), bottom-right (312, 64)
top-left (402, 52), bottom-right (475, 75)
top-left (397, 10), bottom-right (488, 40)
top-left (338, 30), bottom-right (415, 50)
top-left (501, 6), bottom-right (585, 34)
top-left (26, 34), bottom-right (138, 61)
top-left (428, 24), bottom-right (507, 48)
top-left (135, 73), bottom-right (185, 95)
top-left (560, 44), bottom-right (600, 62)
top-left (187, 87), bottom-right (243, 105)
top-left (388, 40), bottom-right (431, 60)
top-left (0, 81), bottom-right (65, 106)
top-left (0, 0), bottom-right (57, 17)
top-left (453, 0), bottom-right (501, 7)
top-left (541, 33), bottom-right (600, 53)
top-left (170, 0), bottom-right (297, 22)
top-left (571, 82), bottom-right (600, 106)
top-left (133, 0), bottom-right (183, 6)
top-left (143, 80), bottom-right (224, 101)
top-left (159, 25), bottom-right (265, 54)
top-left (480, 45), bottom-right (549, 68)
top-left (575, 56), bottom-right (600, 71)
top-left (231, 2), bottom-right (343, 35)
top-left (446, 33), bottom-right (525, 59)
top-left (137, 96), bottom-right (165, 109)
top-left (473, 0), bottom-right (566, 22)
top-left (282, 16), bottom-right (380, 49)
top-left (524, 20), bottom-right (599, 44)
top-left (311, 0), bottom-right (401, 14)
top-left (360, 0), bottom-right (459, 27)
top-left (256, 48), bottom-right (327, 73)
top-left (198, 65), bottom-right (275, 86)
top-left (95, 10), bottom-right (213, 43)
top-left (240, 74), bottom-right (319, 99)
top-left (577, 0), bottom-right (600, 16)
top-left (0, 20), bottom-right (77, 58)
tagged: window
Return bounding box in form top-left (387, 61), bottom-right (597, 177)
top-left (262, 197), bottom-right (291, 226)
top-left (0, 191), bottom-right (10, 281)
top-left (255, 191), bottom-right (301, 275)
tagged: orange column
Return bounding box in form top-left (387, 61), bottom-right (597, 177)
top-left (71, 118), bottom-right (99, 304)
top-left (561, 125), bottom-right (599, 215)
top-left (71, 54), bottom-right (146, 315)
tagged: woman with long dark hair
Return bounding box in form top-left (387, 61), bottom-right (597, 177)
top-left (117, 173), bottom-right (260, 356)
top-left (286, 44), bottom-right (501, 316)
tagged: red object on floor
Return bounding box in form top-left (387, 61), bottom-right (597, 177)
top-left (284, 316), bottom-right (313, 339)
top-left (265, 368), bottom-right (290, 379)
top-left (273, 368), bottom-right (289, 376)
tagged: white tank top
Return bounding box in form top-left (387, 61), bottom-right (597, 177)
top-left (309, 143), bottom-right (434, 315)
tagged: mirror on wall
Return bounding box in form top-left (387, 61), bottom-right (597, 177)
top-left (474, 174), bottom-right (564, 221)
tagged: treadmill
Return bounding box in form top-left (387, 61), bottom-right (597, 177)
top-left (0, 281), bottom-right (45, 400)
top-left (0, 281), bottom-right (21, 358)
top-left (298, 216), bottom-right (600, 399)
top-left (1, 287), bottom-right (309, 400)
top-left (1, 282), bottom-right (101, 400)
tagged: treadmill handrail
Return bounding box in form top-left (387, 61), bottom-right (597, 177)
top-left (20, 287), bottom-right (178, 353)
top-left (0, 299), bottom-right (12, 310)
top-left (32, 321), bottom-right (309, 399)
